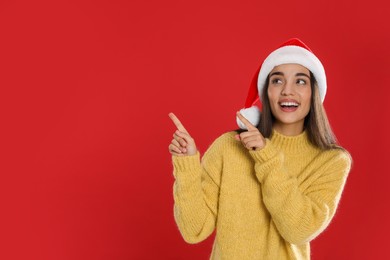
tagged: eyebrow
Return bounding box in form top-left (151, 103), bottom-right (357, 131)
top-left (296, 72), bottom-right (310, 78)
top-left (269, 71), bottom-right (310, 78)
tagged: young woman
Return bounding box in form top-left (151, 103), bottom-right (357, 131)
top-left (168, 38), bottom-right (352, 259)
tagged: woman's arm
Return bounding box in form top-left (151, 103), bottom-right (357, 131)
top-left (250, 144), bottom-right (351, 245)
top-left (171, 134), bottom-right (225, 244)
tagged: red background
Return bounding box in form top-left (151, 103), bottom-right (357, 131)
top-left (0, 0), bottom-right (389, 259)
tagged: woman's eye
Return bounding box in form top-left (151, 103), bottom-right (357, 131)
top-left (297, 79), bottom-right (306, 85)
top-left (271, 78), bottom-right (282, 84)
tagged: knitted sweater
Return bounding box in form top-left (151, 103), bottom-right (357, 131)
top-left (172, 130), bottom-right (351, 259)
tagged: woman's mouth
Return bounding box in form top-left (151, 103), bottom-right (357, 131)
top-left (279, 101), bottom-right (299, 112)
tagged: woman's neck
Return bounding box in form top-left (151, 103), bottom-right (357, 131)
top-left (272, 121), bottom-right (304, 136)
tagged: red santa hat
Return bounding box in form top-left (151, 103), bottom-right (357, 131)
top-left (236, 38), bottom-right (327, 130)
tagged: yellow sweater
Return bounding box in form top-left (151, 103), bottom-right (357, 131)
top-left (172, 130), bottom-right (351, 259)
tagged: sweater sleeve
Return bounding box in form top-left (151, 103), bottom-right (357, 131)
top-left (171, 134), bottom-right (225, 244)
top-left (249, 141), bottom-right (352, 245)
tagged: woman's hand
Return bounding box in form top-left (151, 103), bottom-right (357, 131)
top-left (168, 113), bottom-right (197, 156)
top-left (236, 112), bottom-right (266, 151)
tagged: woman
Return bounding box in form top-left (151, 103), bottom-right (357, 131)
top-left (168, 38), bottom-right (352, 259)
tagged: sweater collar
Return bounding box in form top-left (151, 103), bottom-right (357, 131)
top-left (270, 129), bottom-right (316, 154)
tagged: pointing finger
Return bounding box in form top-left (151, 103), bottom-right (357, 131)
top-left (236, 112), bottom-right (257, 130)
top-left (169, 113), bottom-right (189, 134)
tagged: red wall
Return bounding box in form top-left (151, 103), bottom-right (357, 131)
top-left (0, 0), bottom-right (389, 259)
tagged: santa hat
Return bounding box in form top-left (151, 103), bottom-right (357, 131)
top-left (236, 38), bottom-right (327, 130)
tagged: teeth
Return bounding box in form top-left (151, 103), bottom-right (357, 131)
top-left (280, 102), bottom-right (299, 107)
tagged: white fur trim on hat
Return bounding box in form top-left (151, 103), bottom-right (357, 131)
top-left (257, 45), bottom-right (327, 102)
top-left (236, 106), bottom-right (260, 130)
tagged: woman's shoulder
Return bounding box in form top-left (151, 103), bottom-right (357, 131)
top-left (217, 131), bottom-right (238, 141)
top-left (214, 130), bottom-right (243, 145)
top-left (327, 145), bottom-right (351, 158)
top-left (318, 145), bottom-right (353, 170)
top-left (205, 131), bottom-right (241, 152)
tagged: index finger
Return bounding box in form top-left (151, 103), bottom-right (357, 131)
top-left (168, 112), bottom-right (189, 133)
top-left (236, 112), bottom-right (257, 130)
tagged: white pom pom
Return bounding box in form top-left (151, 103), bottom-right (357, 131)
top-left (236, 106), bottom-right (261, 130)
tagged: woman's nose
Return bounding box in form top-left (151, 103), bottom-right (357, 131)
top-left (281, 81), bottom-right (294, 96)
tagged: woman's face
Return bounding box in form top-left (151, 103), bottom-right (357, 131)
top-left (267, 64), bottom-right (312, 135)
